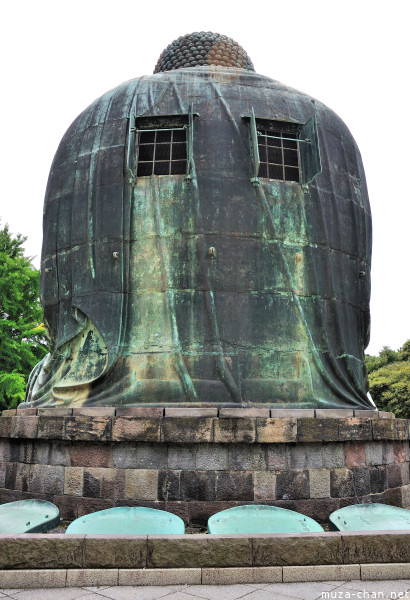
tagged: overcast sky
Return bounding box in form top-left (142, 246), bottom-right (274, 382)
top-left (1, 0), bottom-right (408, 356)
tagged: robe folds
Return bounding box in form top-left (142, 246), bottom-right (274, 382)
top-left (26, 67), bottom-right (373, 409)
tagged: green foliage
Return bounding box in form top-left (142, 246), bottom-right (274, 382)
top-left (366, 340), bottom-right (410, 418)
top-left (0, 223), bottom-right (48, 410)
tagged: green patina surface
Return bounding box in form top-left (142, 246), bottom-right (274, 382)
top-left (25, 65), bottom-right (372, 409)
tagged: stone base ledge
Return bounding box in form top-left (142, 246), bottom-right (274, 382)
top-left (3, 407), bottom-right (395, 419)
top-left (0, 412), bottom-right (407, 444)
top-left (1, 531), bottom-right (410, 571)
top-left (0, 563), bottom-right (409, 588)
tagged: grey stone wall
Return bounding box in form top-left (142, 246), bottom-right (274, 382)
top-left (0, 409), bottom-right (409, 525)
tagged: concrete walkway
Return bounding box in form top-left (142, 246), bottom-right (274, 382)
top-left (1, 581), bottom-right (410, 600)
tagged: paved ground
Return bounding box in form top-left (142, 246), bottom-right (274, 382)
top-left (1, 581), bottom-right (410, 600)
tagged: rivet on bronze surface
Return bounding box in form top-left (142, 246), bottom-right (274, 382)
top-left (113, 252), bottom-right (119, 260)
top-left (208, 247), bottom-right (216, 258)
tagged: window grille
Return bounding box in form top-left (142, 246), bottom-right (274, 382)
top-left (137, 126), bottom-right (187, 176)
top-left (126, 107), bottom-right (196, 185)
top-left (256, 123), bottom-right (301, 183)
top-left (245, 109), bottom-right (321, 186)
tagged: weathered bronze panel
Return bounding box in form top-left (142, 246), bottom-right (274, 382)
top-left (25, 34), bottom-right (373, 409)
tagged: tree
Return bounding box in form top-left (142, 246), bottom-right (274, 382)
top-left (0, 223), bottom-right (48, 409)
top-left (366, 340), bottom-right (410, 418)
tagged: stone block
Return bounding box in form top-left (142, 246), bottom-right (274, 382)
top-left (112, 442), bottom-right (138, 469)
top-left (256, 418), bottom-right (297, 443)
top-left (372, 418), bottom-right (395, 440)
top-left (5, 462), bottom-right (16, 489)
top-left (196, 444), bottom-right (228, 470)
top-left (124, 469), bottom-right (158, 501)
top-left (369, 466), bottom-right (387, 494)
top-left (361, 562), bottom-right (410, 580)
top-left (162, 417), bottom-right (213, 443)
top-left (0, 488), bottom-right (22, 503)
top-left (0, 534), bottom-right (85, 569)
top-left (0, 569), bottom-right (67, 589)
top-left (276, 470), bottom-right (310, 500)
top-left (13, 416), bottom-right (39, 439)
top-left (341, 531), bottom-right (410, 563)
top-left (164, 501), bottom-right (189, 524)
top-left (228, 444), bottom-right (266, 470)
top-left (187, 501), bottom-right (237, 526)
top-left (402, 483), bottom-right (410, 507)
top-left (283, 564), bottom-right (360, 582)
top-left (266, 445), bottom-right (288, 469)
top-left (0, 439), bottom-right (10, 462)
top-left (168, 445), bottom-right (195, 469)
top-left (10, 440), bottom-right (34, 464)
top-left (165, 408), bottom-right (218, 417)
top-left (395, 418), bottom-right (408, 440)
top-left (330, 468), bottom-right (355, 498)
top-left (180, 470), bottom-right (216, 501)
top-left (37, 407), bottom-right (73, 416)
top-left (64, 467), bottom-right (84, 496)
top-left (72, 407), bottom-right (116, 417)
top-left (387, 464), bottom-right (403, 488)
top-left (66, 568), bottom-right (118, 586)
top-left (383, 441), bottom-right (395, 464)
top-left (339, 418), bottom-right (372, 441)
top-left (112, 417), bottom-right (160, 442)
top-left (214, 417), bottom-right (255, 443)
top-left (253, 532), bottom-right (342, 566)
top-left (316, 409), bottom-right (354, 418)
top-left (289, 443), bottom-right (323, 469)
top-left (295, 498), bottom-right (340, 524)
top-left (378, 411), bottom-right (395, 418)
top-left (119, 568), bottom-right (201, 585)
top-left (393, 441), bottom-right (407, 463)
top-left (203, 566), bottom-right (282, 584)
top-left (354, 410), bottom-right (378, 418)
top-left (94, 467), bottom-right (126, 500)
top-left (157, 471), bottom-right (180, 501)
top-left (216, 471), bottom-right (253, 501)
top-left (365, 441), bottom-right (383, 466)
top-left (115, 406), bottom-right (164, 417)
top-left (76, 497), bottom-right (114, 517)
top-left (28, 464), bottom-right (64, 495)
top-left (84, 535), bottom-right (147, 568)
top-left (37, 416), bottom-right (66, 439)
top-left (381, 486), bottom-right (403, 506)
top-left (32, 440), bottom-right (51, 464)
top-left (298, 418), bottom-right (339, 442)
top-left (322, 443), bottom-right (345, 468)
top-left (271, 409), bottom-right (315, 418)
top-left (136, 444), bottom-right (168, 469)
top-left (400, 462), bottom-right (410, 485)
top-left (0, 416), bottom-right (13, 437)
top-left (16, 408), bottom-right (37, 416)
top-left (344, 442), bottom-right (366, 467)
top-left (352, 467), bottom-right (371, 496)
top-left (14, 463), bottom-right (30, 492)
top-left (71, 442), bottom-right (112, 468)
top-left (64, 416), bottom-right (112, 441)
top-left (82, 469), bottom-right (102, 499)
top-left (1, 409), bottom-right (17, 416)
top-left (147, 534), bottom-right (253, 568)
top-left (254, 471), bottom-right (276, 500)
top-left (309, 469), bottom-right (330, 498)
top-left (219, 408), bottom-right (270, 418)
top-left (0, 461), bottom-right (6, 487)
top-left (49, 441), bottom-right (71, 466)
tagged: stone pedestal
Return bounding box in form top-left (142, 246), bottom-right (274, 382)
top-left (0, 407), bottom-right (409, 525)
